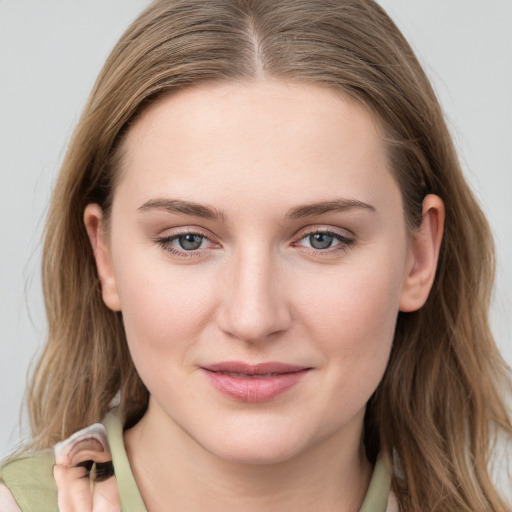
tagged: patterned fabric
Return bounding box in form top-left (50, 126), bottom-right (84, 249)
top-left (0, 409), bottom-right (397, 511)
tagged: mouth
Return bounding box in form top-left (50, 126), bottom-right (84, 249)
top-left (200, 361), bottom-right (312, 402)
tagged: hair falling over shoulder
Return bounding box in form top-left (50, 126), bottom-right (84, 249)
top-left (28, 0), bottom-right (512, 510)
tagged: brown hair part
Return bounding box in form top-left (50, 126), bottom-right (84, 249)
top-left (30, 1), bottom-right (511, 510)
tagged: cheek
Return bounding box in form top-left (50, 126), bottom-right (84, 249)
top-left (112, 251), bottom-right (216, 365)
top-left (301, 256), bottom-right (403, 332)
top-left (296, 252), bottom-right (405, 384)
top-left (114, 264), bottom-right (219, 404)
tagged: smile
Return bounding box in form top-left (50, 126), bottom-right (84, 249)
top-left (201, 362), bottom-right (311, 403)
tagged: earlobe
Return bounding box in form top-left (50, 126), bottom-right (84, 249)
top-left (399, 194), bottom-right (445, 312)
top-left (84, 204), bottom-right (121, 312)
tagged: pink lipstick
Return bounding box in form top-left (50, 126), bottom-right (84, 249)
top-left (201, 362), bottom-right (310, 403)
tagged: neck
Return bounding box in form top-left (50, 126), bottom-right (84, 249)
top-left (124, 401), bottom-right (372, 512)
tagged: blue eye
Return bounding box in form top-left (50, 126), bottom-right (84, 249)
top-left (297, 230), bottom-right (354, 252)
top-left (308, 232), bottom-right (335, 249)
top-left (176, 233), bottom-right (204, 250)
top-left (156, 231), bottom-right (213, 257)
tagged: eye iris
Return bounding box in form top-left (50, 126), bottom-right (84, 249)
top-left (309, 233), bottom-right (333, 249)
top-left (178, 234), bottom-right (203, 250)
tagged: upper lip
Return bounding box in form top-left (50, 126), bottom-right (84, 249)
top-left (202, 361), bottom-right (310, 375)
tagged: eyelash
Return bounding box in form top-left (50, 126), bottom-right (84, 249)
top-left (155, 227), bottom-right (355, 259)
top-left (291, 228), bottom-right (355, 255)
top-left (155, 229), bottom-right (216, 259)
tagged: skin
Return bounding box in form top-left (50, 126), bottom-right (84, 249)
top-left (53, 436), bottom-right (120, 512)
top-left (84, 80), bottom-right (444, 512)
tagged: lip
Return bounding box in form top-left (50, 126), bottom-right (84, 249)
top-left (201, 361), bottom-right (311, 403)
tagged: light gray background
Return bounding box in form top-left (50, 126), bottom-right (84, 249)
top-left (1, 1), bottom-right (511, 459)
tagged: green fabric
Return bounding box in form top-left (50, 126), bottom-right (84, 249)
top-left (0, 410), bottom-right (391, 511)
top-left (0, 449), bottom-right (57, 511)
top-left (103, 408), bottom-right (147, 511)
top-left (359, 453), bottom-right (391, 512)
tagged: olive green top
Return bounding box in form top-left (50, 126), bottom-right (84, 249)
top-left (0, 409), bottom-right (392, 511)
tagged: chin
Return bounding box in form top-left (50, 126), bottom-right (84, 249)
top-left (188, 414), bottom-right (326, 466)
top-left (204, 434), bottom-right (307, 466)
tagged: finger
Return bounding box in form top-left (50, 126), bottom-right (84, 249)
top-left (53, 464), bottom-right (93, 512)
top-left (92, 477), bottom-right (121, 512)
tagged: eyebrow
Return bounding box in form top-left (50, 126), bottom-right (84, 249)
top-left (137, 197), bottom-right (375, 221)
top-left (286, 198), bottom-right (376, 219)
top-left (138, 198), bottom-right (225, 220)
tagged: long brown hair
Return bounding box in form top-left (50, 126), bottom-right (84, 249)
top-left (29, 0), bottom-right (511, 509)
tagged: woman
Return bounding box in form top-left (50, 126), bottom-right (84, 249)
top-left (1, 0), bottom-right (510, 510)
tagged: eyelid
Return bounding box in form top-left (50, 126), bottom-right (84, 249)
top-left (154, 227), bottom-right (220, 258)
top-left (291, 226), bottom-right (356, 253)
top-left (292, 225), bottom-right (355, 242)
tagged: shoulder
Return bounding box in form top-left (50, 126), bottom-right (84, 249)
top-left (0, 449), bottom-right (56, 511)
top-left (0, 484), bottom-right (22, 511)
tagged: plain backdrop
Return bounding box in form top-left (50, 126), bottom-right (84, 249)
top-left (1, 1), bottom-right (511, 459)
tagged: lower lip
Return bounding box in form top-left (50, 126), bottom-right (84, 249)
top-left (202, 369), bottom-right (309, 403)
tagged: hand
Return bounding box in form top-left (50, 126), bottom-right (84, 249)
top-left (53, 425), bottom-right (120, 512)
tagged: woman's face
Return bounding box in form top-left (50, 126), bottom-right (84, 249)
top-left (86, 80), bottom-right (437, 464)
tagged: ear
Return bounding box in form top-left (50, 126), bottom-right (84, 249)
top-left (399, 194), bottom-right (445, 312)
top-left (84, 204), bottom-right (121, 312)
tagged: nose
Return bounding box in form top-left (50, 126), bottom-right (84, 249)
top-left (216, 247), bottom-right (292, 344)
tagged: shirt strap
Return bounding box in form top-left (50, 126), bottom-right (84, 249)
top-left (358, 452), bottom-right (392, 512)
top-left (103, 408), bottom-right (148, 511)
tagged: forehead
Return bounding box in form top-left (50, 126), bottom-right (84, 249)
top-left (115, 79), bottom-right (400, 215)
